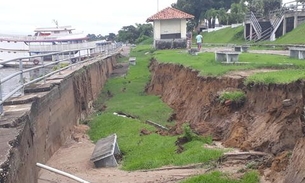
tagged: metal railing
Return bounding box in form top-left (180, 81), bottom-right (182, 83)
top-left (28, 41), bottom-right (104, 52)
top-left (249, 12), bottom-right (262, 40)
top-left (0, 32), bottom-right (86, 42)
top-left (0, 42), bottom-right (121, 114)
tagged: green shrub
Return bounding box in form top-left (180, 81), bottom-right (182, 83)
top-left (52, 62), bottom-right (69, 71)
top-left (219, 91), bottom-right (246, 103)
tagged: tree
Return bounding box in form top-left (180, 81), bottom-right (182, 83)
top-left (229, 3), bottom-right (247, 23)
top-left (116, 23), bottom-right (153, 44)
top-left (172, 0), bottom-right (239, 27)
top-left (217, 8), bottom-right (229, 25)
top-left (246, 0), bottom-right (282, 18)
top-left (107, 33), bottom-right (116, 41)
top-left (204, 8), bottom-right (217, 28)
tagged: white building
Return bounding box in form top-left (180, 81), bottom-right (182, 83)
top-left (146, 7), bottom-right (194, 49)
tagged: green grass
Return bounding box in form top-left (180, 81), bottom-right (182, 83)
top-left (89, 113), bottom-right (223, 171)
top-left (180, 171), bottom-right (259, 183)
top-left (272, 22), bottom-right (305, 44)
top-left (219, 91), bottom-right (246, 103)
top-left (153, 49), bottom-right (305, 84)
top-left (200, 26), bottom-right (245, 44)
top-left (200, 22), bottom-right (305, 47)
top-left (89, 45), bottom-right (224, 171)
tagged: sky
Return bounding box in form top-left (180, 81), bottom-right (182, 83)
top-left (0, 0), bottom-right (175, 36)
top-left (0, 0), bottom-right (294, 36)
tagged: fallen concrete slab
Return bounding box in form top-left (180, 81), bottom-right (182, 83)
top-left (90, 134), bottom-right (121, 168)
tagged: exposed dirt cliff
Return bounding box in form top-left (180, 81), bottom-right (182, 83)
top-left (145, 59), bottom-right (305, 182)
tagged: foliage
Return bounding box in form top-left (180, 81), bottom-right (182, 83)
top-left (117, 23), bottom-right (153, 44)
top-left (135, 35), bottom-right (150, 44)
top-left (246, 0), bottom-right (281, 18)
top-left (219, 91), bottom-right (246, 103)
top-left (87, 33), bottom-right (105, 41)
top-left (180, 171), bottom-right (259, 183)
top-left (172, 0), bottom-right (239, 28)
top-left (155, 39), bottom-right (187, 49)
top-left (229, 3), bottom-right (247, 24)
top-left (52, 63), bottom-right (69, 71)
top-left (138, 37), bottom-right (153, 45)
top-left (182, 124), bottom-right (212, 143)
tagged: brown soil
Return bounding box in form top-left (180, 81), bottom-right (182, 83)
top-left (38, 125), bottom-right (257, 183)
top-left (38, 47), bottom-right (303, 183)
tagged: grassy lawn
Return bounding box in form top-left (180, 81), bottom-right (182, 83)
top-left (153, 49), bottom-right (305, 84)
top-left (200, 26), bottom-right (245, 44)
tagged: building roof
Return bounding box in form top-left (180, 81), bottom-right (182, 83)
top-left (146, 7), bottom-right (194, 22)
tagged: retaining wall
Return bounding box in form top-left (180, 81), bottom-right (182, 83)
top-left (0, 54), bottom-right (117, 183)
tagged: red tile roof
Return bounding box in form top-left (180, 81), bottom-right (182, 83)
top-left (146, 7), bottom-right (194, 22)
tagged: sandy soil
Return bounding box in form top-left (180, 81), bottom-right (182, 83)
top-left (37, 133), bottom-right (202, 183)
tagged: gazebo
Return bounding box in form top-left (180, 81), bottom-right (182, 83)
top-left (146, 7), bottom-right (194, 49)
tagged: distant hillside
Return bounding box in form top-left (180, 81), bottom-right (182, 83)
top-left (202, 26), bottom-right (245, 44)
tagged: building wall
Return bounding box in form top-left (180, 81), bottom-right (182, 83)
top-left (153, 19), bottom-right (187, 40)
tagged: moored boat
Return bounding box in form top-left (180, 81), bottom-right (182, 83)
top-left (0, 22), bottom-right (90, 63)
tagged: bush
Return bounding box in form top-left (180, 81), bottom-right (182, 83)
top-left (155, 39), bottom-right (187, 49)
top-left (219, 91), bottom-right (246, 103)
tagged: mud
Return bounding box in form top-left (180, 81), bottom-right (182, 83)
top-left (145, 59), bottom-right (305, 183)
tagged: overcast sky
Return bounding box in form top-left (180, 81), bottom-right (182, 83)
top-left (0, 0), bottom-right (294, 36)
top-left (0, 0), bottom-right (175, 36)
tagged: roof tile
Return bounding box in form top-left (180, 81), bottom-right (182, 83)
top-left (146, 7), bottom-right (194, 22)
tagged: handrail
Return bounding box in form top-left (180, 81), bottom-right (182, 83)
top-left (0, 42), bottom-right (121, 114)
top-left (249, 11), bottom-right (262, 40)
top-left (0, 32), bottom-right (87, 42)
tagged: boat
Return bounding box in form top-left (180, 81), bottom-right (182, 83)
top-left (0, 21), bottom-right (92, 64)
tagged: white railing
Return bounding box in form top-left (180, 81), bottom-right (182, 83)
top-left (29, 41), bottom-right (98, 52)
top-left (250, 12), bottom-right (262, 40)
top-left (0, 32), bottom-right (86, 42)
top-left (0, 42), bottom-right (121, 114)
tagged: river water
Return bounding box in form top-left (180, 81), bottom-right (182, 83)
top-left (0, 67), bottom-right (25, 98)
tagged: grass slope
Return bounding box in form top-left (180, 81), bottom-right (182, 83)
top-left (201, 26), bottom-right (245, 44)
top-left (272, 22), bottom-right (305, 44)
top-left (201, 22), bottom-right (305, 45)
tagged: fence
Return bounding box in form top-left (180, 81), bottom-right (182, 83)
top-left (0, 42), bottom-right (121, 114)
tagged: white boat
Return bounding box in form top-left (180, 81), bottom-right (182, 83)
top-left (0, 22), bottom-right (91, 63)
